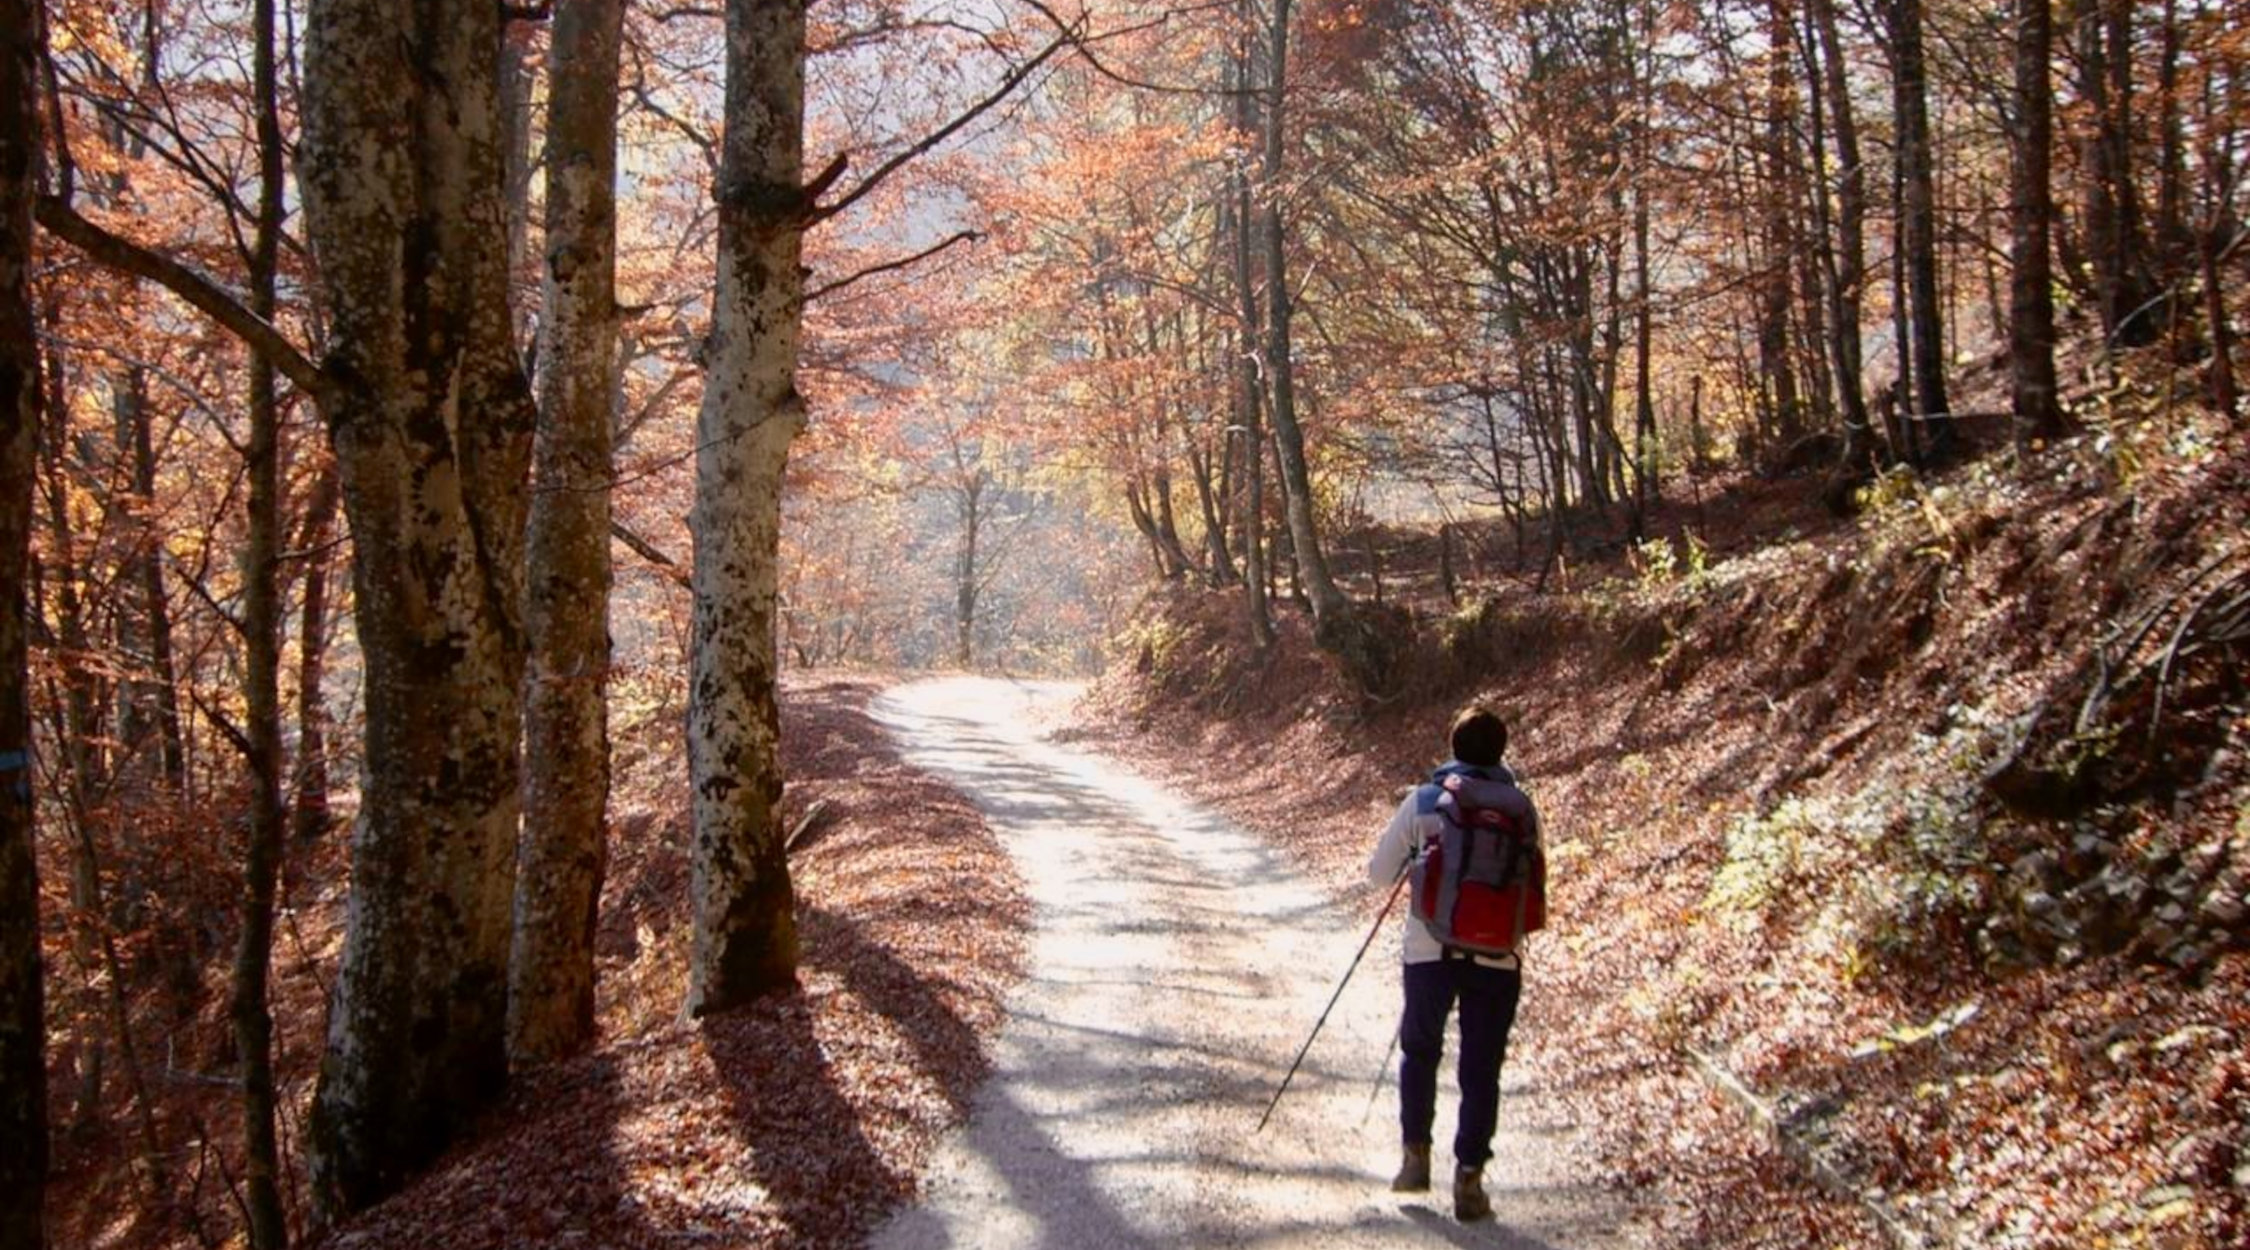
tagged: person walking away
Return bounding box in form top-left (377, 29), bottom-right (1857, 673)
top-left (1367, 704), bottom-right (1542, 1222)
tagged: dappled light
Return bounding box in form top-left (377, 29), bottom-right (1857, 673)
top-left (2, 0), bottom-right (2245, 1247)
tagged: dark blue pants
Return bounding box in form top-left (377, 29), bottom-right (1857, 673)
top-left (1398, 956), bottom-right (1523, 1169)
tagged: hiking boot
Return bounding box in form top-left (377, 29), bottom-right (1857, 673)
top-left (1390, 1144), bottom-right (1431, 1192)
top-left (1454, 1164), bottom-right (1492, 1222)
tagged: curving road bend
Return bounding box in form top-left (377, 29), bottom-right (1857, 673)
top-left (869, 677), bottom-right (1639, 1250)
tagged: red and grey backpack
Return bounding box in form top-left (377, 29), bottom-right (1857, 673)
top-left (1412, 772), bottom-right (1547, 956)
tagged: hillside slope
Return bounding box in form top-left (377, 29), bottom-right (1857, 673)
top-left (1085, 398), bottom-right (2248, 1249)
top-left (49, 677), bottom-right (1031, 1250)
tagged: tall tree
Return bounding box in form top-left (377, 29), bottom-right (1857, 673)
top-left (1759, 0), bottom-right (1803, 444)
top-left (1890, 0), bottom-right (1953, 455)
top-left (227, 0), bottom-right (290, 1236)
top-left (1230, 29), bottom-right (1274, 646)
top-left (1259, 0), bottom-right (1363, 671)
top-left (1809, 0), bottom-right (1874, 466)
top-left (2076, 0), bottom-right (2154, 346)
top-left (299, 0), bottom-right (537, 1214)
top-left (685, 0), bottom-right (807, 1015)
top-left (2009, 0), bottom-right (2064, 449)
top-left (292, 466), bottom-right (342, 842)
top-left (0, 0), bottom-right (47, 1242)
top-left (511, 0), bottom-right (624, 1064)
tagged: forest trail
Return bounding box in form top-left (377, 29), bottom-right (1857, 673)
top-left (868, 677), bottom-right (1641, 1250)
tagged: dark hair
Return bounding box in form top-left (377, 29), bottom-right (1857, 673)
top-left (1449, 705), bottom-right (1508, 767)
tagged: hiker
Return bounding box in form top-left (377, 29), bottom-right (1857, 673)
top-left (1367, 704), bottom-right (1543, 1223)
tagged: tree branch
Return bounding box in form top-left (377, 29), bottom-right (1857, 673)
top-left (610, 520), bottom-right (692, 588)
top-left (809, 28), bottom-right (1076, 224)
top-left (806, 230), bottom-right (982, 303)
top-left (36, 196), bottom-right (329, 399)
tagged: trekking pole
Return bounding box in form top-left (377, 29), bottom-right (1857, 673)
top-left (1256, 864), bottom-right (1410, 1133)
top-left (1360, 1028), bottom-right (1399, 1126)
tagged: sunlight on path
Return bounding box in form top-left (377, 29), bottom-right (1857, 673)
top-left (868, 677), bottom-right (1640, 1250)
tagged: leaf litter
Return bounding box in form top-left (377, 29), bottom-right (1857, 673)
top-left (324, 674), bottom-right (1030, 1250)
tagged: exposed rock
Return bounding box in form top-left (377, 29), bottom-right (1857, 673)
top-left (2198, 891), bottom-right (2245, 930)
top-left (2100, 870), bottom-right (2150, 912)
top-left (2011, 850), bottom-right (2061, 890)
top-left (2139, 922), bottom-right (2183, 959)
top-left (2065, 830), bottom-right (2118, 875)
top-left (2161, 942), bottom-right (2206, 973)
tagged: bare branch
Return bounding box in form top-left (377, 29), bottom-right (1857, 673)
top-left (810, 28), bottom-right (1077, 224)
top-left (36, 196), bottom-right (329, 399)
top-left (610, 520), bottom-right (692, 588)
top-left (806, 229), bottom-right (982, 303)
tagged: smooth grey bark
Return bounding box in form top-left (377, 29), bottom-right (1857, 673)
top-left (301, 0), bottom-right (537, 1217)
top-left (510, 0), bottom-right (622, 1065)
top-left (1, 0), bottom-right (47, 1240)
top-left (685, 0), bottom-right (804, 1015)
top-left (2009, 0), bottom-right (2064, 449)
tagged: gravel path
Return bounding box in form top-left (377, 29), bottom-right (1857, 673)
top-left (870, 677), bottom-right (1640, 1250)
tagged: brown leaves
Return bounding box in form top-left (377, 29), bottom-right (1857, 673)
top-left (252, 676), bottom-right (1025, 1250)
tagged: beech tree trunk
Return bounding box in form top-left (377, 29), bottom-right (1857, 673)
top-left (685, 0), bottom-right (804, 1016)
top-left (1810, 0), bottom-right (1874, 464)
top-left (953, 473), bottom-right (982, 668)
top-left (1760, 0), bottom-right (1803, 443)
top-left (301, 0), bottom-right (537, 1217)
top-left (1186, 437), bottom-right (1234, 586)
top-left (510, 0), bottom-right (622, 1065)
top-left (2077, 0), bottom-right (2154, 346)
top-left (1, 0), bottom-right (48, 1239)
top-left (291, 466), bottom-right (341, 842)
top-left (229, 0), bottom-right (289, 1238)
top-left (1260, 0), bottom-right (1360, 668)
top-left (1891, 0), bottom-right (1953, 454)
top-left (2009, 0), bottom-right (2064, 449)
top-left (116, 373), bottom-right (186, 794)
top-left (1229, 35), bottom-right (1273, 646)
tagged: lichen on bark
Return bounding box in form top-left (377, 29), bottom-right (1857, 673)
top-left (300, 0), bottom-right (535, 1219)
top-left (685, 0), bottom-right (809, 1017)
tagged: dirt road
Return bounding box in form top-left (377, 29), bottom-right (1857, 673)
top-left (869, 677), bottom-right (1639, 1250)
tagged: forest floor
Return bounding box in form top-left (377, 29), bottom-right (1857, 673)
top-left (1080, 373), bottom-right (2249, 1249)
top-left (51, 675), bottom-right (1032, 1250)
top-left (868, 676), bottom-right (1643, 1249)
